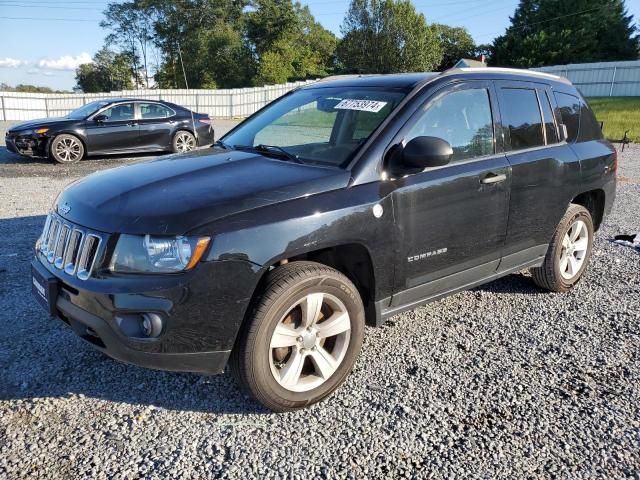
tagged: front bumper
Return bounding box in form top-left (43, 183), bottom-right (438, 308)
top-left (31, 250), bottom-right (259, 375)
top-left (5, 132), bottom-right (49, 157)
top-left (56, 293), bottom-right (230, 374)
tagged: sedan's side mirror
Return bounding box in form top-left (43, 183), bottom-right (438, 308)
top-left (94, 114), bottom-right (107, 123)
top-left (403, 136), bottom-right (453, 169)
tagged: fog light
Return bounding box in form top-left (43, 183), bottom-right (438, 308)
top-left (141, 313), bottom-right (163, 338)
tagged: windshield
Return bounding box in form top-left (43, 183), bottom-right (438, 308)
top-left (65, 100), bottom-right (111, 120)
top-left (222, 86), bottom-right (408, 168)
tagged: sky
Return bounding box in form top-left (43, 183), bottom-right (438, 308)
top-left (0, 0), bottom-right (639, 90)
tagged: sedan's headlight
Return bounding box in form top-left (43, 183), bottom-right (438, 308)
top-left (110, 234), bottom-right (211, 273)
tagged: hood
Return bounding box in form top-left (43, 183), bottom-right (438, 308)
top-left (55, 148), bottom-right (351, 235)
top-left (9, 117), bottom-right (74, 132)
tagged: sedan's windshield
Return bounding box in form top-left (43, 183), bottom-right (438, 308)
top-left (222, 86), bottom-right (408, 168)
top-left (65, 100), bottom-right (111, 120)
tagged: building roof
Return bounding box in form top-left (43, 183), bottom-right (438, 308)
top-left (454, 58), bottom-right (487, 68)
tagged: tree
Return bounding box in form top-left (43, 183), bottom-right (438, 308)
top-left (491, 0), bottom-right (640, 67)
top-left (246, 1), bottom-right (337, 85)
top-left (432, 24), bottom-right (476, 71)
top-left (337, 0), bottom-right (442, 74)
top-left (145, 0), bottom-right (255, 89)
top-left (75, 48), bottom-right (136, 92)
top-left (101, 1), bottom-right (155, 87)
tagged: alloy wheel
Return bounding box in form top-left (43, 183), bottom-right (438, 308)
top-left (559, 219), bottom-right (589, 280)
top-left (55, 137), bottom-right (82, 162)
top-left (269, 292), bottom-right (352, 393)
top-left (175, 132), bottom-right (195, 152)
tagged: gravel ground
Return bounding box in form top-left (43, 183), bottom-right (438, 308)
top-left (0, 141), bottom-right (639, 479)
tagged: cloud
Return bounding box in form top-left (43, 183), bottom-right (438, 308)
top-left (37, 53), bottom-right (92, 71)
top-left (27, 67), bottom-right (55, 77)
top-left (0, 57), bottom-right (28, 68)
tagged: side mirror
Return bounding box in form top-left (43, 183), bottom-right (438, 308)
top-left (403, 136), bottom-right (453, 169)
top-left (94, 114), bottom-right (107, 123)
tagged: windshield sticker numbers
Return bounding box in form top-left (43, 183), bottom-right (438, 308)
top-left (334, 99), bottom-right (388, 113)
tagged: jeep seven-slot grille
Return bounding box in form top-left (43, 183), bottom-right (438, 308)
top-left (38, 213), bottom-right (103, 280)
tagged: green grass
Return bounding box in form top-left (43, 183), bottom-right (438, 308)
top-left (587, 97), bottom-right (640, 143)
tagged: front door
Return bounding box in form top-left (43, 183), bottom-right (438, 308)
top-left (85, 102), bottom-right (139, 153)
top-left (389, 81), bottom-right (510, 308)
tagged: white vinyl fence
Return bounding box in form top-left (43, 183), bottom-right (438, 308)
top-left (531, 60), bottom-right (640, 97)
top-left (0, 80), bottom-right (317, 121)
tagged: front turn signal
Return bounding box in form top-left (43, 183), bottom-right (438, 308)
top-left (35, 128), bottom-right (49, 134)
top-left (185, 237), bottom-right (211, 270)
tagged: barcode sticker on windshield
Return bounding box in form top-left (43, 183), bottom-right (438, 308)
top-left (334, 99), bottom-right (388, 113)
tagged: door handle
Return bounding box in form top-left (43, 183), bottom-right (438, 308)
top-left (481, 173), bottom-right (507, 184)
top-left (127, 122), bottom-right (138, 127)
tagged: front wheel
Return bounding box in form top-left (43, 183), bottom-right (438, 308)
top-left (50, 134), bottom-right (84, 164)
top-left (230, 261), bottom-right (365, 412)
top-left (531, 203), bottom-right (594, 292)
top-left (172, 130), bottom-right (196, 153)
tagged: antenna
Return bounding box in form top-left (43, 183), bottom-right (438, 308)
top-left (177, 40), bottom-right (198, 145)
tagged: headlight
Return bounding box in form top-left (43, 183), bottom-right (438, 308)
top-left (110, 234), bottom-right (210, 273)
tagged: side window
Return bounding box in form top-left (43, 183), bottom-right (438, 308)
top-left (539, 91), bottom-right (559, 144)
top-left (101, 103), bottom-right (134, 122)
top-left (554, 92), bottom-right (580, 143)
top-left (406, 88), bottom-right (494, 162)
top-left (577, 100), bottom-right (603, 142)
top-left (500, 88), bottom-right (544, 150)
top-left (140, 103), bottom-right (173, 119)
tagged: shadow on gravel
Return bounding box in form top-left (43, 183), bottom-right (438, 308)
top-left (0, 215), bottom-right (267, 415)
top-left (473, 272), bottom-right (544, 295)
top-left (0, 145), bottom-right (162, 165)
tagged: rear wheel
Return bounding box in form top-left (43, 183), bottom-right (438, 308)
top-left (531, 204), bottom-right (594, 292)
top-left (50, 134), bottom-right (84, 164)
top-left (230, 261), bottom-right (365, 412)
top-left (172, 130), bottom-right (196, 153)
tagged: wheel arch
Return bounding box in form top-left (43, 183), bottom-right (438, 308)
top-left (48, 132), bottom-right (88, 159)
top-left (244, 243), bottom-right (378, 332)
top-left (571, 189), bottom-right (605, 231)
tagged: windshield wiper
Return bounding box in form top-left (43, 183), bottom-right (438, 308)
top-left (234, 144), bottom-right (302, 163)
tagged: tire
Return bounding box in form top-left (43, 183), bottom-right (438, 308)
top-left (172, 130), bottom-right (196, 153)
top-left (50, 134), bottom-right (84, 164)
top-left (230, 261), bottom-right (365, 412)
top-left (531, 203), bottom-right (594, 293)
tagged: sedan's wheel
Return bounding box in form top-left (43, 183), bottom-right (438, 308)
top-left (230, 261), bottom-right (365, 412)
top-left (172, 130), bottom-right (196, 153)
top-left (531, 203), bottom-right (594, 292)
top-left (51, 134), bottom-right (84, 164)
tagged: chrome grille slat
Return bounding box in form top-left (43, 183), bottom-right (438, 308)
top-left (37, 213), bottom-right (103, 281)
top-left (77, 234), bottom-right (101, 281)
top-left (53, 225), bottom-right (70, 269)
top-left (63, 229), bottom-right (83, 275)
top-left (46, 220), bottom-right (62, 263)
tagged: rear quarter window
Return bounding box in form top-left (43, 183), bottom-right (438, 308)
top-left (554, 92), bottom-right (580, 143)
top-left (577, 100), bottom-right (604, 142)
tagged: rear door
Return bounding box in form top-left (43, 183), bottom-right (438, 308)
top-left (85, 102), bottom-right (139, 153)
top-left (389, 81), bottom-right (511, 307)
top-left (494, 81), bottom-right (581, 267)
top-left (136, 102), bottom-right (176, 150)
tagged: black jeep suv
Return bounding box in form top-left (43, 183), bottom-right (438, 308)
top-left (31, 68), bottom-right (616, 411)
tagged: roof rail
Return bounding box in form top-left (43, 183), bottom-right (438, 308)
top-left (442, 66), bottom-right (570, 84)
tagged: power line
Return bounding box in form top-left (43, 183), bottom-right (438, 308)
top-left (0, 15), bottom-right (101, 22)
top-left (473, 5), bottom-right (609, 41)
